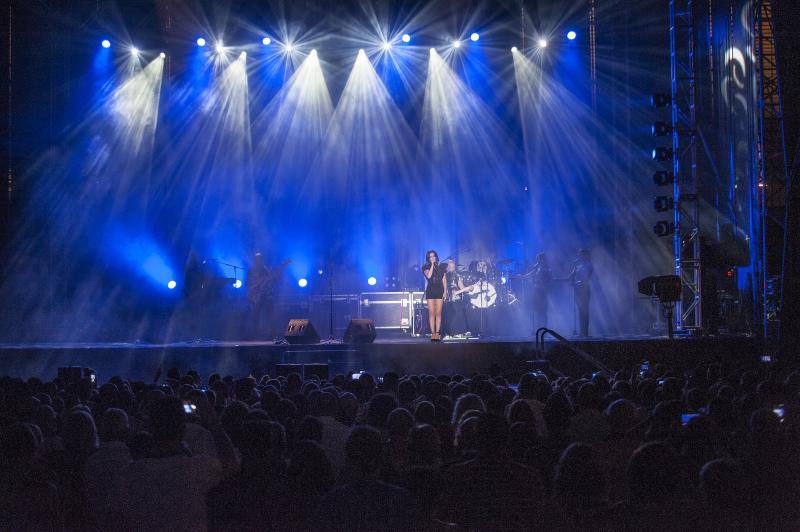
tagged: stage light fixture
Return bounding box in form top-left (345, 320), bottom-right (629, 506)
top-left (652, 121), bottom-right (672, 136)
top-left (537, 39), bottom-right (548, 48)
top-left (159, 52), bottom-right (166, 58)
top-left (101, 39), bottom-right (111, 49)
top-left (654, 196), bottom-right (675, 212)
top-left (367, 276), bottom-right (377, 286)
top-left (511, 46), bottom-right (518, 52)
top-left (317, 269), bottom-right (324, 275)
top-left (452, 40), bottom-right (462, 49)
top-left (233, 279), bottom-right (242, 289)
top-left (653, 170), bottom-right (675, 186)
top-left (651, 93), bottom-right (670, 108)
top-left (167, 280), bottom-right (177, 289)
top-left (298, 278), bottom-right (308, 288)
top-left (652, 147), bottom-right (673, 161)
top-left (196, 37), bottom-right (207, 47)
top-left (429, 47), bottom-right (436, 54)
top-left (567, 30), bottom-right (577, 40)
top-left (382, 41), bottom-right (392, 51)
top-left (402, 33), bottom-right (411, 43)
top-left (262, 37), bottom-right (271, 46)
top-left (285, 43), bottom-right (294, 53)
top-left (215, 42), bottom-right (225, 54)
top-left (653, 221), bottom-right (675, 237)
top-left (470, 32), bottom-right (480, 42)
top-left (130, 46), bottom-right (140, 56)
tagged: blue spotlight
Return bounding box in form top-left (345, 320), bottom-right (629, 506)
top-left (401, 33), bottom-right (411, 43)
top-left (470, 32), bottom-right (480, 42)
top-left (567, 30), bottom-right (577, 40)
top-left (130, 46), bottom-right (140, 56)
top-left (284, 43), bottom-right (294, 53)
top-left (215, 42), bottom-right (225, 54)
top-left (537, 38), bottom-right (548, 48)
top-left (382, 41), bottom-right (392, 52)
top-left (298, 278), bottom-right (308, 288)
top-left (233, 279), bottom-right (242, 289)
top-left (367, 276), bottom-right (377, 286)
top-left (167, 280), bottom-right (177, 290)
top-left (262, 37), bottom-right (271, 46)
top-left (196, 37), bottom-right (207, 47)
top-left (452, 40), bottom-right (462, 49)
top-left (101, 39), bottom-right (111, 49)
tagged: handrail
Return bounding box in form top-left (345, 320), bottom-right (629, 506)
top-left (535, 327), bottom-right (610, 373)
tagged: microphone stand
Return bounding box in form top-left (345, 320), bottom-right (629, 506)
top-left (321, 259), bottom-right (338, 344)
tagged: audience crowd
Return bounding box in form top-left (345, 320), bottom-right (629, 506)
top-left (1, 357), bottom-right (799, 530)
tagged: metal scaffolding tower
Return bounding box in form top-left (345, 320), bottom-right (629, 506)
top-left (753, 0), bottom-right (791, 341)
top-left (670, 0), bottom-right (702, 330)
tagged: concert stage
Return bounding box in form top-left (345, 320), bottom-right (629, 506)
top-left (0, 334), bottom-right (762, 382)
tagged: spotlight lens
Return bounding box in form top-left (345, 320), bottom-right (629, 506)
top-left (216, 42), bottom-right (224, 53)
top-left (567, 30), bottom-right (577, 40)
top-left (233, 279), bottom-right (242, 289)
top-left (382, 41), bottom-right (392, 51)
top-left (130, 46), bottom-right (140, 55)
top-left (167, 280), bottom-right (177, 290)
top-left (402, 33), bottom-right (411, 43)
top-left (537, 39), bottom-right (548, 48)
top-left (511, 46), bottom-right (518, 52)
top-left (101, 39), bottom-right (111, 49)
top-left (196, 37), bottom-right (206, 47)
top-left (262, 37), bottom-right (271, 46)
top-left (429, 47), bottom-right (436, 54)
top-left (470, 32), bottom-right (480, 42)
top-left (285, 43), bottom-right (294, 53)
top-left (453, 40), bottom-right (461, 49)
top-left (159, 52), bottom-right (166, 58)
top-left (298, 278), bottom-right (308, 288)
top-left (367, 276), bottom-right (377, 286)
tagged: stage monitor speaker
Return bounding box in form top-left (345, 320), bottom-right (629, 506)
top-left (304, 364), bottom-right (329, 381)
top-left (638, 275), bottom-right (681, 303)
top-left (343, 319), bottom-right (377, 344)
top-left (284, 319), bottom-right (320, 345)
top-left (275, 364), bottom-right (303, 377)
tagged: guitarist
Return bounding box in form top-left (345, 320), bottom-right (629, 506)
top-left (246, 252), bottom-right (292, 340)
top-left (444, 260), bottom-right (470, 337)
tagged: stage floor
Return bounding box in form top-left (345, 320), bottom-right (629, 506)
top-left (0, 333), bottom-right (763, 381)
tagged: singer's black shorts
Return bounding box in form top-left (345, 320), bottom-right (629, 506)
top-left (425, 283), bottom-right (444, 300)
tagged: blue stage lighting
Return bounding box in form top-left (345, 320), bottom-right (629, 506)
top-left (452, 40), bottom-right (462, 49)
top-left (367, 276), bottom-right (377, 286)
top-left (382, 41), bottom-right (392, 52)
top-left (101, 39), bottom-right (111, 49)
top-left (196, 37), bottom-right (207, 47)
top-left (470, 32), bottom-right (480, 42)
top-left (233, 279), bottom-right (242, 289)
top-left (284, 43), bottom-right (294, 53)
top-left (262, 37), bottom-right (271, 46)
top-left (167, 280), bottom-right (177, 290)
top-left (402, 34), bottom-right (411, 43)
top-left (567, 30), bottom-right (577, 40)
top-left (215, 42), bottom-right (225, 54)
top-left (537, 39), bottom-right (548, 48)
top-left (130, 46), bottom-right (140, 56)
top-left (298, 278), bottom-right (308, 288)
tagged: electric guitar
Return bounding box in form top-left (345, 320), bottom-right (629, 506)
top-left (247, 258), bottom-right (292, 304)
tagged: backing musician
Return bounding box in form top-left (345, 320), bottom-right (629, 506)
top-left (568, 249), bottom-right (593, 337)
top-left (246, 252), bottom-right (291, 340)
top-left (521, 252), bottom-right (552, 335)
top-left (444, 260), bottom-right (469, 336)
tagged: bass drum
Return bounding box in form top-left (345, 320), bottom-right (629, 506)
top-left (469, 282), bottom-right (497, 309)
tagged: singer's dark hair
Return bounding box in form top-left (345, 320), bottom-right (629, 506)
top-left (426, 250), bottom-right (439, 263)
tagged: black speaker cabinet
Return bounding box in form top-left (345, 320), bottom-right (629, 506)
top-left (275, 364), bottom-right (303, 377)
top-left (343, 319), bottom-right (377, 344)
top-left (284, 319), bottom-right (320, 345)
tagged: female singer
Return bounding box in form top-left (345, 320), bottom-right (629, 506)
top-left (422, 250), bottom-right (447, 341)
